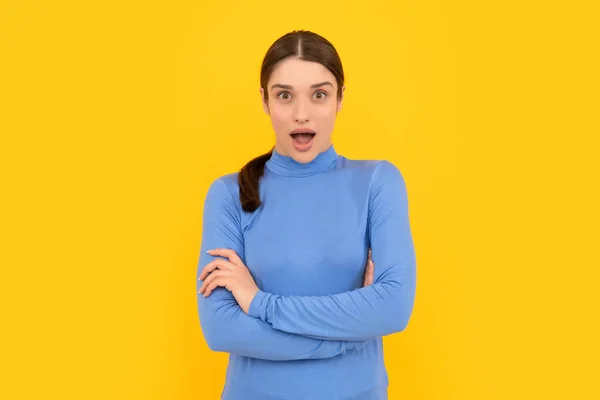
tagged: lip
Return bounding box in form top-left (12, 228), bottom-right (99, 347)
top-left (290, 128), bottom-right (316, 135)
top-left (290, 129), bottom-right (316, 152)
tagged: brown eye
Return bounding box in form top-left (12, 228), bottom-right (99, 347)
top-left (314, 91), bottom-right (327, 100)
top-left (277, 92), bottom-right (291, 100)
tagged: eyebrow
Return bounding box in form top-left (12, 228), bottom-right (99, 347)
top-left (270, 81), bottom-right (334, 91)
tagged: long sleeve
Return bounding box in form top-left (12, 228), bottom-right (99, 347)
top-left (247, 161), bottom-right (417, 341)
top-left (197, 177), bottom-right (365, 360)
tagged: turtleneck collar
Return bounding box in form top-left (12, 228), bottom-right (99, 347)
top-left (265, 144), bottom-right (340, 177)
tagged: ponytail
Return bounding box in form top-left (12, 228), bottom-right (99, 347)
top-left (238, 148), bottom-right (274, 213)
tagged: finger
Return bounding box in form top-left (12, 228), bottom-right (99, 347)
top-left (199, 270), bottom-right (227, 293)
top-left (199, 259), bottom-right (236, 281)
top-left (363, 261), bottom-right (374, 286)
top-left (203, 278), bottom-right (222, 297)
top-left (363, 261), bottom-right (372, 287)
top-left (204, 277), bottom-right (232, 297)
top-left (368, 248), bottom-right (372, 260)
top-left (208, 248), bottom-right (244, 267)
top-left (203, 276), bottom-right (224, 297)
top-left (199, 260), bottom-right (222, 281)
top-left (367, 260), bottom-right (375, 285)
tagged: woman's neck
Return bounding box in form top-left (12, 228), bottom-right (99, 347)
top-left (265, 144), bottom-right (339, 177)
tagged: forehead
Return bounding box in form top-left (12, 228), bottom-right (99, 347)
top-left (269, 57), bottom-right (336, 89)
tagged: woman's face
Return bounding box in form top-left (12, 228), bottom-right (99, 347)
top-left (261, 57), bottom-right (344, 164)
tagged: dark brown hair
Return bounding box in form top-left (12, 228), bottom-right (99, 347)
top-left (238, 30), bottom-right (345, 212)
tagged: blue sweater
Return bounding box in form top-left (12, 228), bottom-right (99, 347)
top-left (196, 144), bottom-right (416, 400)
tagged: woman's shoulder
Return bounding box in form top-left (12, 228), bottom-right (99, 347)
top-left (338, 156), bottom-right (402, 177)
top-left (205, 172), bottom-right (240, 203)
top-left (212, 171), bottom-right (239, 188)
top-left (337, 157), bottom-right (406, 195)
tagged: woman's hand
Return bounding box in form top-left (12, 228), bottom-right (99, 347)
top-left (363, 248), bottom-right (374, 287)
top-left (198, 248), bottom-right (259, 314)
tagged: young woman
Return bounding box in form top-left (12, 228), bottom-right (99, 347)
top-left (197, 30), bottom-right (416, 400)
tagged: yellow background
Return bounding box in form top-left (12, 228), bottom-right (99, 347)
top-left (1, 0), bottom-right (599, 399)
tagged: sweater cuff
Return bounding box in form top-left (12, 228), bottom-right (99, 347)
top-left (248, 289), bottom-right (271, 320)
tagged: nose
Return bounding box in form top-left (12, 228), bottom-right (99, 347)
top-left (293, 99), bottom-right (309, 124)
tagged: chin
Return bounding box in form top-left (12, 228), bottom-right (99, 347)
top-left (291, 151), bottom-right (317, 164)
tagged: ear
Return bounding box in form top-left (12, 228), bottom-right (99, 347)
top-left (337, 85), bottom-right (345, 112)
top-left (260, 87), bottom-right (270, 115)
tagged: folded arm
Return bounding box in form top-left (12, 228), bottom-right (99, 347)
top-left (247, 161), bottom-right (417, 341)
top-left (197, 178), bottom-right (365, 360)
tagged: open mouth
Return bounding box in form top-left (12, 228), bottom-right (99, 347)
top-left (290, 132), bottom-right (316, 143)
top-left (290, 130), bottom-right (316, 151)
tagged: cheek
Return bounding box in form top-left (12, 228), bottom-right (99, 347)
top-left (268, 106), bottom-right (289, 133)
top-left (315, 104), bottom-right (338, 124)
top-left (268, 101), bottom-right (290, 118)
